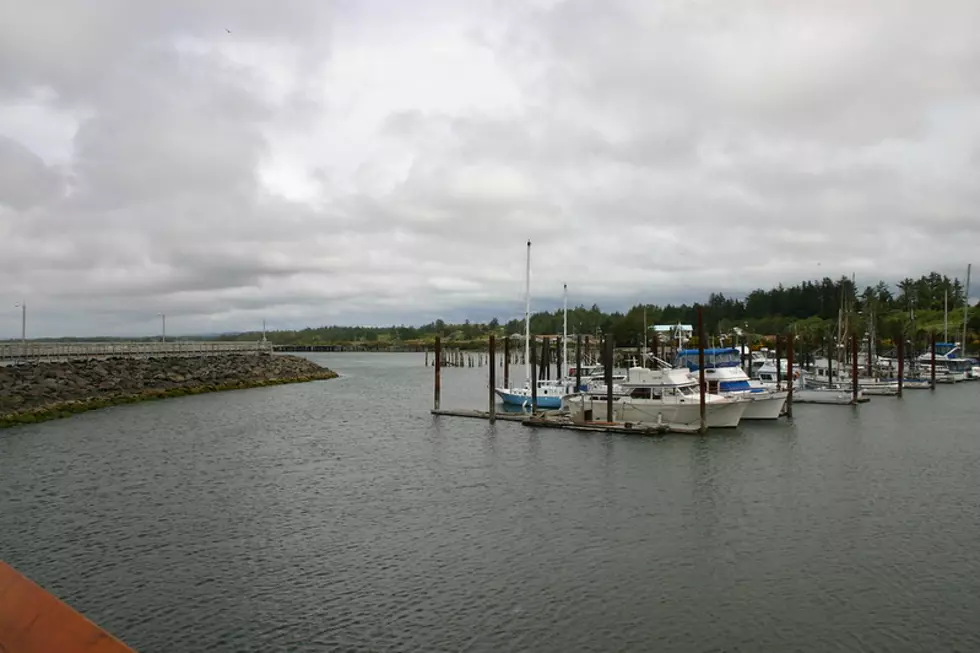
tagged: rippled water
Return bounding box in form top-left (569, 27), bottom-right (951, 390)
top-left (2, 353), bottom-right (980, 652)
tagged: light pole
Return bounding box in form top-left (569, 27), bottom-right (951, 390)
top-left (14, 301), bottom-right (25, 346)
top-left (157, 312), bottom-right (166, 343)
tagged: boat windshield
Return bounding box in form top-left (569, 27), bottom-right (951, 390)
top-left (676, 348), bottom-right (741, 370)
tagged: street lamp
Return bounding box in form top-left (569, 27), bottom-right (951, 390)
top-left (157, 312), bottom-right (166, 343)
top-left (13, 301), bottom-right (25, 346)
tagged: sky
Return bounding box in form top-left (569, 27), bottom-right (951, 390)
top-left (0, 0), bottom-right (978, 338)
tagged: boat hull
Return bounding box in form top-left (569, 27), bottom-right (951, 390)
top-left (793, 389), bottom-right (865, 405)
top-left (494, 388), bottom-right (563, 409)
top-left (735, 391), bottom-right (788, 420)
top-left (566, 396), bottom-right (747, 428)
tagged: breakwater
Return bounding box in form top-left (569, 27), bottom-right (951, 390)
top-left (0, 353), bottom-right (337, 427)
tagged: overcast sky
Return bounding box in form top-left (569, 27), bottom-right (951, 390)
top-left (1, 0), bottom-right (978, 338)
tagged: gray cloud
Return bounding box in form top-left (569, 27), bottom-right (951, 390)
top-left (0, 0), bottom-right (978, 337)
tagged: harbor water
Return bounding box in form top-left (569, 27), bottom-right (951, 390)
top-left (1, 352), bottom-right (979, 652)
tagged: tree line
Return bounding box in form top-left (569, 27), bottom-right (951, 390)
top-left (214, 271), bottom-right (978, 350)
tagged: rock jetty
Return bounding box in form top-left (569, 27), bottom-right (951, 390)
top-left (0, 353), bottom-right (337, 428)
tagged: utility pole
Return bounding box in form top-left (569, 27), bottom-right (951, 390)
top-left (158, 312), bottom-right (166, 343)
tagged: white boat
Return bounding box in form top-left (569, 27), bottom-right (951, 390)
top-left (803, 358), bottom-right (898, 395)
top-left (564, 366), bottom-right (747, 428)
top-left (673, 347), bottom-right (787, 420)
top-left (756, 359), bottom-right (867, 404)
top-left (793, 388), bottom-right (866, 405)
top-left (494, 242), bottom-right (576, 409)
top-left (755, 359), bottom-right (804, 391)
top-left (916, 343), bottom-right (971, 383)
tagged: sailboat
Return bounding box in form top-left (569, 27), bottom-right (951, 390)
top-left (494, 241), bottom-right (572, 409)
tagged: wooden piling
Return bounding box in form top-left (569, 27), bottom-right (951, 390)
top-left (866, 329), bottom-right (873, 377)
top-left (434, 336), bottom-right (442, 411)
top-left (786, 333), bottom-right (794, 418)
top-left (488, 335), bottom-right (496, 424)
top-left (697, 307), bottom-right (707, 434)
top-left (556, 336), bottom-right (563, 380)
top-left (604, 336), bottom-right (614, 423)
top-left (575, 333), bottom-right (583, 391)
top-left (897, 334), bottom-right (904, 397)
top-left (530, 338), bottom-right (538, 413)
top-left (930, 332), bottom-right (937, 390)
top-left (851, 333), bottom-right (859, 402)
top-left (503, 335), bottom-right (510, 389)
top-left (774, 333), bottom-right (782, 390)
top-left (828, 334), bottom-right (834, 384)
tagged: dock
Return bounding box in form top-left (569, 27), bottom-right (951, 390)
top-left (431, 408), bottom-right (688, 435)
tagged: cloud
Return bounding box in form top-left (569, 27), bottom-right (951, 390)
top-left (0, 0), bottom-right (978, 337)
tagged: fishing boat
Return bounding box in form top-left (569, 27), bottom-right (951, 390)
top-left (564, 366), bottom-right (747, 428)
top-left (673, 347), bottom-right (787, 420)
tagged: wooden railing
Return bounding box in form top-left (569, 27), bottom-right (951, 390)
top-left (0, 340), bottom-right (272, 362)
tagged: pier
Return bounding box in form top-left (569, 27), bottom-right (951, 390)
top-left (0, 340), bottom-right (271, 362)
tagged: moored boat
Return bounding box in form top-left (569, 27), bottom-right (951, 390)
top-left (673, 347), bottom-right (787, 420)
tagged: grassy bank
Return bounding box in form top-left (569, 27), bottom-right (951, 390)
top-left (0, 370), bottom-right (338, 429)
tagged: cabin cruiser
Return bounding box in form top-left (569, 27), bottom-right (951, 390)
top-left (563, 366), bottom-right (747, 428)
top-left (916, 343), bottom-right (971, 383)
top-left (673, 348), bottom-right (787, 420)
top-left (803, 358), bottom-right (899, 395)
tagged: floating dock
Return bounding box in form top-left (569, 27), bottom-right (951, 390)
top-left (430, 409), bottom-right (692, 435)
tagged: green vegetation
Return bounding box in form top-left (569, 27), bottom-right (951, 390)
top-left (216, 272), bottom-right (979, 352)
top-left (0, 372), bottom-right (338, 429)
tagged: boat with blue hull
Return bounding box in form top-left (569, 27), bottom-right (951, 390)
top-left (495, 384), bottom-right (566, 409)
top-left (494, 241), bottom-right (577, 410)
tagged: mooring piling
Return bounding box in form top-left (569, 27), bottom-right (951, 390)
top-left (488, 335), bottom-right (496, 424)
top-left (434, 336), bottom-right (442, 411)
top-left (575, 333), bottom-right (583, 392)
top-left (930, 332), bottom-right (937, 390)
top-left (851, 333), bottom-right (859, 402)
top-left (897, 335), bottom-right (904, 397)
top-left (604, 336), bottom-right (614, 423)
top-left (774, 332), bottom-right (782, 390)
top-left (786, 333), bottom-right (794, 418)
top-left (697, 307), bottom-right (706, 434)
top-left (530, 338), bottom-right (538, 414)
top-left (503, 335), bottom-right (510, 389)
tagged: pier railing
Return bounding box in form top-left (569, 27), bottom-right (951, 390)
top-left (0, 340), bottom-right (272, 362)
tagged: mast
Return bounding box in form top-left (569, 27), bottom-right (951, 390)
top-left (643, 306), bottom-right (647, 359)
top-left (562, 283), bottom-right (568, 382)
top-left (963, 264), bottom-right (972, 356)
top-left (524, 240), bottom-right (531, 386)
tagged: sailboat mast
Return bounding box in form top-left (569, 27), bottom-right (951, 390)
top-left (524, 240), bottom-right (531, 385)
top-left (963, 263), bottom-right (972, 354)
top-left (562, 283), bottom-right (568, 381)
